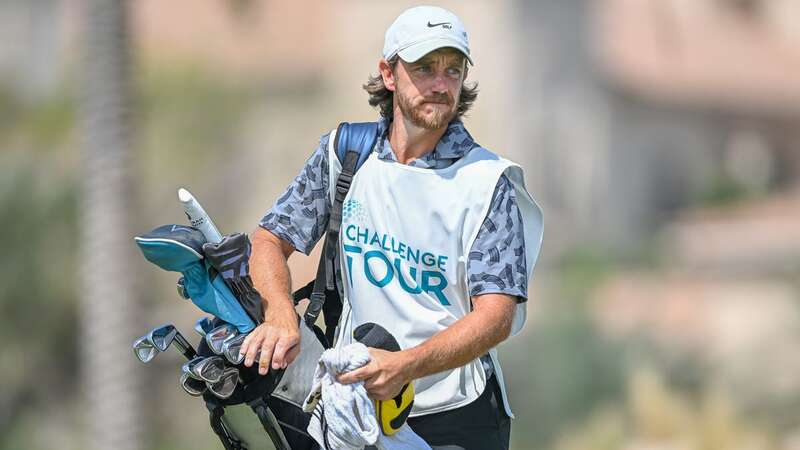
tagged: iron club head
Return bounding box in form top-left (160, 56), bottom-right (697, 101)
top-left (191, 356), bottom-right (226, 383)
top-left (179, 371), bottom-right (206, 396)
top-left (207, 367), bottom-right (239, 399)
top-left (221, 333), bottom-right (248, 365)
top-left (194, 316), bottom-right (214, 337)
top-left (134, 325), bottom-right (196, 363)
top-left (206, 323), bottom-right (238, 355)
top-left (181, 356), bottom-right (205, 379)
top-left (148, 324), bottom-right (178, 352)
top-left (133, 335), bottom-right (157, 363)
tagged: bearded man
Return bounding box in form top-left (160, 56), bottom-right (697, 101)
top-left (242, 6), bottom-right (543, 449)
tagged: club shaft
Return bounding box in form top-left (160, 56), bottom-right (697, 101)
top-left (173, 331), bottom-right (197, 359)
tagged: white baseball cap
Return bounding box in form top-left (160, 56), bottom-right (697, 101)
top-left (383, 6), bottom-right (473, 65)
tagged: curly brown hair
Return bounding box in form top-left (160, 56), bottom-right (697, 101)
top-left (362, 57), bottom-right (479, 120)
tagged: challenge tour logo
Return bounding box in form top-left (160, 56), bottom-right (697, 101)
top-left (341, 198), bottom-right (451, 305)
top-left (342, 199), bottom-right (367, 224)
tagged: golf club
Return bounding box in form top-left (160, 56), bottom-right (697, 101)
top-left (176, 276), bottom-right (189, 299)
top-left (148, 324), bottom-right (178, 351)
top-left (179, 371), bottom-right (206, 396)
top-left (181, 356), bottom-right (205, 379)
top-left (194, 316), bottom-right (214, 337)
top-left (191, 356), bottom-right (227, 383)
top-left (133, 324), bottom-right (197, 363)
top-left (133, 335), bottom-right (157, 363)
top-left (206, 323), bottom-right (238, 355)
top-left (221, 333), bottom-right (248, 364)
top-left (207, 366), bottom-right (239, 399)
top-left (168, 328), bottom-right (197, 359)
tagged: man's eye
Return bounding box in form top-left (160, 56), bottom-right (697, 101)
top-left (447, 68), bottom-right (462, 77)
top-left (416, 65), bottom-right (432, 73)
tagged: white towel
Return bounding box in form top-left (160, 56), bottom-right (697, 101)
top-left (303, 343), bottom-right (431, 450)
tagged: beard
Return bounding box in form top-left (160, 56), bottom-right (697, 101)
top-left (396, 88), bottom-right (458, 130)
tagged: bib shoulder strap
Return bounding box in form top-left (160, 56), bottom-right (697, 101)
top-left (302, 121), bottom-right (379, 337)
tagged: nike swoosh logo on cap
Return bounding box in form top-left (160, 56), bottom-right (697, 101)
top-left (427, 21), bottom-right (452, 29)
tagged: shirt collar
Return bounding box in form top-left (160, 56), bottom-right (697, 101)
top-left (375, 117), bottom-right (477, 162)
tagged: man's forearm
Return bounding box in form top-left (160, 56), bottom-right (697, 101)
top-left (250, 227), bottom-right (296, 319)
top-left (242, 227), bottom-right (301, 373)
top-left (403, 294), bottom-right (516, 381)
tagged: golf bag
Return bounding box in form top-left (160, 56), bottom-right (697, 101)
top-left (135, 224), bottom-right (326, 449)
top-left (134, 122), bottom-right (379, 450)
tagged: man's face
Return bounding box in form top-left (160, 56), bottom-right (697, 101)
top-left (383, 48), bottom-right (466, 130)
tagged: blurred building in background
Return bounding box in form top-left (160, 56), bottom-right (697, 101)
top-left (516, 0), bottom-right (800, 253)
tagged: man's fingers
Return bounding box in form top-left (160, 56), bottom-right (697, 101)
top-left (368, 389), bottom-right (393, 401)
top-left (337, 366), bottom-right (370, 384)
top-left (259, 336), bottom-right (278, 375)
top-left (272, 333), bottom-right (301, 369)
top-left (243, 332), bottom-right (262, 367)
top-left (285, 343), bottom-right (300, 366)
top-left (363, 378), bottom-right (395, 401)
top-left (271, 338), bottom-right (299, 370)
top-left (271, 340), bottom-right (288, 370)
top-left (240, 332), bottom-right (253, 360)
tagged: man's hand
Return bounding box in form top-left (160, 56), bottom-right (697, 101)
top-left (240, 302), bottom-right (300, 375)
top-left (337, 348), bottom-right (415, 401)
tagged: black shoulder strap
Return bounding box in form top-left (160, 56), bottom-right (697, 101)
top-left (302, 122), bottom-right (379, 334)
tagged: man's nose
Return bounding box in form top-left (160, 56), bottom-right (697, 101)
top-left (431, 72), bottom-right (448, 93)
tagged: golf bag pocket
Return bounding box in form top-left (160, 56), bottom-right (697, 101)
top-left (271, 317), bottom-right (326, 408)
top-left (134, 225), bottom-right (255, 333)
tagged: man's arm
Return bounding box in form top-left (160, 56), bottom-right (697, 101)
top-left (338, 293), bottom-right (516, 400)
top-left (403, 293), bottom-right (515, 378)
top-left (239, 227), bottom-right (301, 374)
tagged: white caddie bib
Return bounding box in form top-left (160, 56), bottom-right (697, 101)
top-left (327, 129), bottom-right (543, 417)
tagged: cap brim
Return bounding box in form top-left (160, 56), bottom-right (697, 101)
top-left (397, 38), bottom-right (474, 66)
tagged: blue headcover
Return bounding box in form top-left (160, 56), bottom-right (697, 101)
top-left (334, 122), bottom-right (379, 171)
top-left (135, 224), bottom-right (255, 333)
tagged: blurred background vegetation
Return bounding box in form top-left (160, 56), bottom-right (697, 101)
top-left (3, 0), bottom-right (800, 449)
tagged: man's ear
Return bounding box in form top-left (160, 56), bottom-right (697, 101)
top-left (378, 59), bottom-right (396, 92)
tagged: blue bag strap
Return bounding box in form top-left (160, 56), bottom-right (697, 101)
top-left (333, 121), bottom-right (380, 172)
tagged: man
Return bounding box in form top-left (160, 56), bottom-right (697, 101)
top-left (242, 6), bottom-right (542, 449)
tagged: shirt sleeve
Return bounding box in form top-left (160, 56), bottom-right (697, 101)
top-left (258, 133), bottom-right (331, 255)
top-left (467, 174), bottom-right (528, 302)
